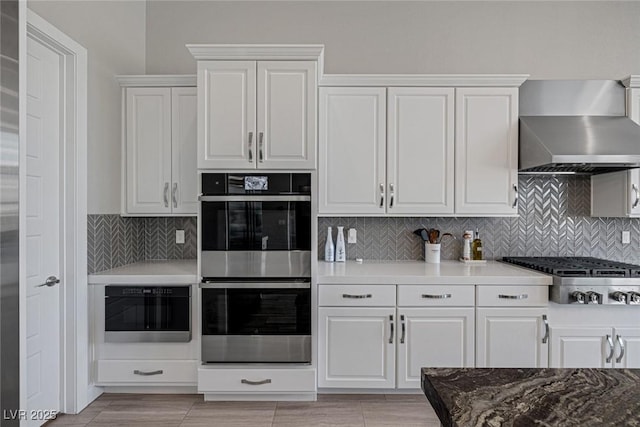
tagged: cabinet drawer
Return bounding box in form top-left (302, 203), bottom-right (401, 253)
top-left (97, 360), bottom-right (197, 384)
top-left (319, 285), bottom-right (396, 306)
top-left (198, 368), bottom-right (316, 393)
top-left (476, 286), bottom-right (548, 307)
top-left (398, 285), bottom-right (474, 306)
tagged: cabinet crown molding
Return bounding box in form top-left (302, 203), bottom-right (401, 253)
top-left (622, 75), bottom-right (640, 88)
top-left (319, 74), bottom-right (529, 87)
top-left (116, 75), bottom-right (196, 87)
top-left (186, 44), bottom-right (325, 61)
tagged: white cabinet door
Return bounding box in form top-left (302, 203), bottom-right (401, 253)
top-left (476, 308), bottom-right (548, 368)
top-left (257, 61), bottom-right (316, 169)
top-left (549, 327), bottom-right (612, 368)
top-left (319, 87), bottom-right (386, 214)
top-left (126, 87), bottom-right (172, 214)
top-left (318, 307), bottom-right (395, 389)
top-left (591, 169), bottom-right (640, 217)
top-left (198, 61), bottom-right (256, 169)
top-left (171, 87), bottom-right (198, 214)
top-left (455, 88), bottom-right (518, 215)
top-left (613, 327), bottom-right (640, 368)
top-left (397, 308), bottom-right (474, 389)
top-left (387, 88), bottom-right (455, 215)
top-left (628, 88), bottom-right (640, 125)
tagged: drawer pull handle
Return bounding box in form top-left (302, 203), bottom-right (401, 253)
top-left (342, 294), bottom-right (372, 299)
top-left (133, 370), bottom-right (163, 376)
top-left (498, 294), bottom-right (528, 300)
top-left (241, 379), bottom-right (272, 386)
top-left (421, 294), bottom-right (452, 299)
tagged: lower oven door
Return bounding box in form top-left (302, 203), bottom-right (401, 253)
top-left (200, 281), bottom-right (311, 363)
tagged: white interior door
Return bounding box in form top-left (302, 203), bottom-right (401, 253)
top-left (26, 36), bottom-right (61, 424)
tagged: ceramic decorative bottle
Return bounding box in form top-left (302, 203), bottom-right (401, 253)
top-left (335, 226), bottom-right (346, 262)
top-left (325, 227), bottom-right (335, 262)
top-left (472, 228), bottom-right (483, 260)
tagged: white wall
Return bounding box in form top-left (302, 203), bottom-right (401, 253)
top-left (27, 0), bottom-right (146, 214)
top-left (145, 1), bottom-right (640, 78)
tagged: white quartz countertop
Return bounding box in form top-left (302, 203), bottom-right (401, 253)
top-left (88, 259), bottom-right (197, 285)
top-left (317, 260), bottom-right (553, 285)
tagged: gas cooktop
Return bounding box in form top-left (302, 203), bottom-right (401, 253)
top-left (502, 257), bottom-right (640, 305)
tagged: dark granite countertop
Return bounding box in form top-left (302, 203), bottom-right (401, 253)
top-left (421, 367), bottom-right (640, 427)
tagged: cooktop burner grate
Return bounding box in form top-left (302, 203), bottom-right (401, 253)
top-left (502, 256), bottom-right (640, 277)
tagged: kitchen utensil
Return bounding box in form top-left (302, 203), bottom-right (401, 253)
top-left (428, 229), bottom-right (439, 244)
top-left (438, 233), bottom-right (455, 244)
top-left (413, 228), bottom-right (430, 242)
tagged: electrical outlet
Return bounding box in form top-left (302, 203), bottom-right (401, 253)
top-left (348, 228), bottom-right (357, 244)
top-left (176, 229), bottom-right (185, 244)
top-left (622, 230), bottom-right (630, 244)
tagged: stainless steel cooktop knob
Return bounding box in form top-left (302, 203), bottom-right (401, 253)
top-left (571, 291), bottom-right (586, 304)
top-left (627, 292), bottom-right (640, 305)
top-left (610, 291), bottom-right (627, 303)
top-left (586, 291), bottom-right (602, 304)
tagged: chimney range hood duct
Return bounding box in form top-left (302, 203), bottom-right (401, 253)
top-left (519, 80), bottom-right (640, 175)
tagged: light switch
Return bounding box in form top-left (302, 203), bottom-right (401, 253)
top-left (176, 229), bottom-right (185, 244)
top-left (348, 228), bottom-right (357, 244)
top-left (622, 230), bottom-right (630, 244)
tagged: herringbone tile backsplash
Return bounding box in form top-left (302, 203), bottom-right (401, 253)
top-left (88, 215), bottom-right (197, 273)
top-left (319, 176), bottom-right (640, 263)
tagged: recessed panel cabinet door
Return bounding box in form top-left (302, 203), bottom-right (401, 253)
top-left (257, 61), bottom-right (316, 169)
top-left (549, 327), bottom-right (612, 368)
top-left (319, 87), bottom-right (386, 214)
top-left (455, 88), bottom-right (518, 215)
top-left (476, 308), bottom-right (548, 368)
top-left (318, 307), bottom-right (395, 389)
top-left (198, 61), bottom-right (256, 169)
top-left (396, 308), bottom-right (474, 389)
top-left (611, 327), bottom-right (640, 368)
top-left (387, 88), bottom-right (455, 214)
top-left (171, 87), bottom-right (198, 214)
top-left (126, 87), bottom-right (172, 214)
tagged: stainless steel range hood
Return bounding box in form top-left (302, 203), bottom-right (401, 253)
top-left (519, 80), bottom-right (640, 174)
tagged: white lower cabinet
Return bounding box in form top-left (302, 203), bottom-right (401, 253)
top-left (97, 360), bottom-right (198, 386)
top-left (550, 326), bottom-right (640, 368)
top-left (475, 285), bottom-right (549, 368)
top-left (318, 284), bottom-right (475, 390)
top-left (198, 368), bottom-right (316, 396)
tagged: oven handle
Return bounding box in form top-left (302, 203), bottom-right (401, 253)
top-left (199, 195), bottom-right (310, 202)
top-left (200, 282), bottom-right (310, 289)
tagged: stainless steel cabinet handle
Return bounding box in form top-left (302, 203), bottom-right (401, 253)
top-left (606, 334), bottom-right (615, 363)
top-left (616, 335), bottom-right (625, 363)
top-left (389, 183), bottom-right (394, 208)
top-left (258, 132), bottom-right (264, 163)
top-left (632, 184), bottom-right (639, 209)
top-left (163, 182), bottom-right (169, 207)
top-left (172, 183), bottom-right (178, 208)
top-left (542, 314), bottom-right (549, 344)
top-left (241, 378), bottom-right (271, 386)
top-left (498, 294), bottom-right (528, 300)
top-left (248, 132), bottom-right (254, 163)
top-left (134, 369), bottom-right (163, 376)
top-left (389, 315), bottom-right (394, 344)
top-left (379, 183), bottom-right (385, 208)
top-left (342, 294), bottom-right (372, 299)
top-left (422, 294), bottom-right (452, 299)
top-left (400, 314), bottom-right (406, 344)
top-left (37, 275), bottom-right (60, 288)
top-left (512, 185), bottom-right (519, 209)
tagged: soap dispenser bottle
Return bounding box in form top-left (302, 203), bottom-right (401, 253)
top-left (335, 226), bottom-right (346, 262)
top-left (325, 227), bottom-right (335, 262)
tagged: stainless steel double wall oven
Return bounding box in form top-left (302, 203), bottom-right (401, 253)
top-left (199, 173), bottom-right (311, 363)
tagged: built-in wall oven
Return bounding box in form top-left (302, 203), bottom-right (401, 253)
top-left (104, 286), bottom-right (192, 342)
top-left (199, 173), bottom-right (312, 363)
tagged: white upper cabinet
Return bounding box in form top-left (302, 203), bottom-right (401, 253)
top-left (319, 87), bottom-right (386, 214)
top-left (455, 87), bottom-right (519, 215)
top-left (319, 83), bottom-right (521, 216)
top-left (198, 60), bottom-right (316, 170)
top-left (120, 78), bottom-right (198, 216)
top-left (387, 88), bottom-right (455, 215)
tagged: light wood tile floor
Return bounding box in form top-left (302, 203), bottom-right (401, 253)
top-left (47, 394), bottom-right (440, 427)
